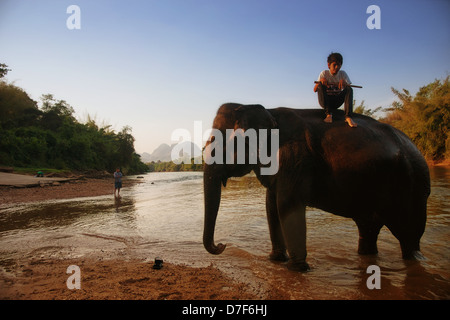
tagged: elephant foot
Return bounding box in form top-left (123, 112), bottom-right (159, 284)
top-left (358, 249), bottom-right (378, 255)
top-left (269, 250), bottom-right (289, 262)
top-left (400, 241), bottom-right (424, 260)
top-left (402, 250), bottom-right (425, 261)
top-left (287, 260), bottom-right (310, 272)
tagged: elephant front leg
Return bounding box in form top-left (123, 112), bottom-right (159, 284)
top-left (266, 189), bottom-right (288, 262)
top-left (278, 201), bottom-right (310, 272)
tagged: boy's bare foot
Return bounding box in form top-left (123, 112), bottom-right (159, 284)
top-left (324, 114), bottom-right (332, 123)
top-left (345, 117), bottom-right (357, 127)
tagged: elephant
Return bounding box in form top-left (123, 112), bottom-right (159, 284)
top-left (203, 103), bottom-right (430, 272)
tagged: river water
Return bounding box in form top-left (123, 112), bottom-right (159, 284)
top-left (0, 167), bottom-right (449, 299)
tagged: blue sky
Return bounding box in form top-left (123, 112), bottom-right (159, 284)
top-left (1, 0), bottom-right (449, 153)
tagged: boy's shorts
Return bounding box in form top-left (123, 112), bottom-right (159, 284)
top-left (115, 181), bottom-right (122, 189)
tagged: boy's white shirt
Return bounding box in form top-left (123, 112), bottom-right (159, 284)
top-left (318, 70), bottom-right (351, 85)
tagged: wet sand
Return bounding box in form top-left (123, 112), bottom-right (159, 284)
top-left (0, 256), bottom-right (258, 300)
top-left (0, 176), bottom-right (261, 300)
top-left (0, 177), bottom-right (126, 205)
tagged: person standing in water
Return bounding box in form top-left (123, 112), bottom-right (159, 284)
top-left (114, 168), bottom-right (123, 198)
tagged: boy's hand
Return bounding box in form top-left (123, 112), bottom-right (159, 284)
top-left (338, 79), bottom-right (348, 90)
top-left (314, 78), bottom-right (327, 92)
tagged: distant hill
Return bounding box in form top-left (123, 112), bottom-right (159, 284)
top-left (139, 152), bottom-right (153, 163)
top-left (141, 144), bottom-right (172, 162)
top-left (141, 142), bottom-right (202, 163)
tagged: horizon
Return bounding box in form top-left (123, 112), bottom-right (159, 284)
top-left (1, 0), bottom-right (449, 154)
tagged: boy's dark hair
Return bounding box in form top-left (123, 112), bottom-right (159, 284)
top-left (327, 52), bottom-right (343, 65)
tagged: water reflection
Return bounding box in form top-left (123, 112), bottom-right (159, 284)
top-left (0, 196), bottom-right (138, 234)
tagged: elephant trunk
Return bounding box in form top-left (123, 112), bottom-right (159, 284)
top-left (203, 165), bottom-right (226, 255)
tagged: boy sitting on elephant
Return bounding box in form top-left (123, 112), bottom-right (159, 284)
top-left (314, 52), bottom-right (357, 128)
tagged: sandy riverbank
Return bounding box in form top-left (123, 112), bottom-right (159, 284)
top-left (0, 256), bottom-right (260, 300)
top-left (0, 176), bottom-right (138, 206)
top-left (0, 174), bottom-right (265, 300)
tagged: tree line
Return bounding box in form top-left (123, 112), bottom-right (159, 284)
top-left (0, 64), bottom-right (148, 174)
top-left (147, 159), bottom-right (203, 172)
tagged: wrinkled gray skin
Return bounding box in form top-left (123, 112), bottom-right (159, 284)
top-left (203, 103), bottom-right (430, 272)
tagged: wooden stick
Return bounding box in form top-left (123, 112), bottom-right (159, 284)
top-left (314, 81), bottom-right (362, 88)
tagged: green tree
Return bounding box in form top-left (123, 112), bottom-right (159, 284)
top-left (354, 100), bottom-right (382, 118)
top-left (0, 81), bottom-right (39, 127)
top-left (0, 65), bottom-right (147, 173)
top-left (0, 63), bottom-right (11, 79)
top-left (383, 77), bottom-right (450, 162)
top-left (115, 126), bottom-right (135, 169)
top-left (39, 94), bottom-right (76, 131)
top-left (0, 82), bottom-right (148, 173)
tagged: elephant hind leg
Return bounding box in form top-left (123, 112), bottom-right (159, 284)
top-left (353, 214), bottom-right (384, 255)
top-left (386, 203), bottom-right (426, 260)
top-left (397, 218), bottom-right (425, 260)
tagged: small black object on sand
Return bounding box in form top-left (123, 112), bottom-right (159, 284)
top-left (152, 257), bottom-right (163, 269)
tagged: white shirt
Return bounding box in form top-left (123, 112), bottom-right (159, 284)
top-left (317, 70), bottom-right (351, 85)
